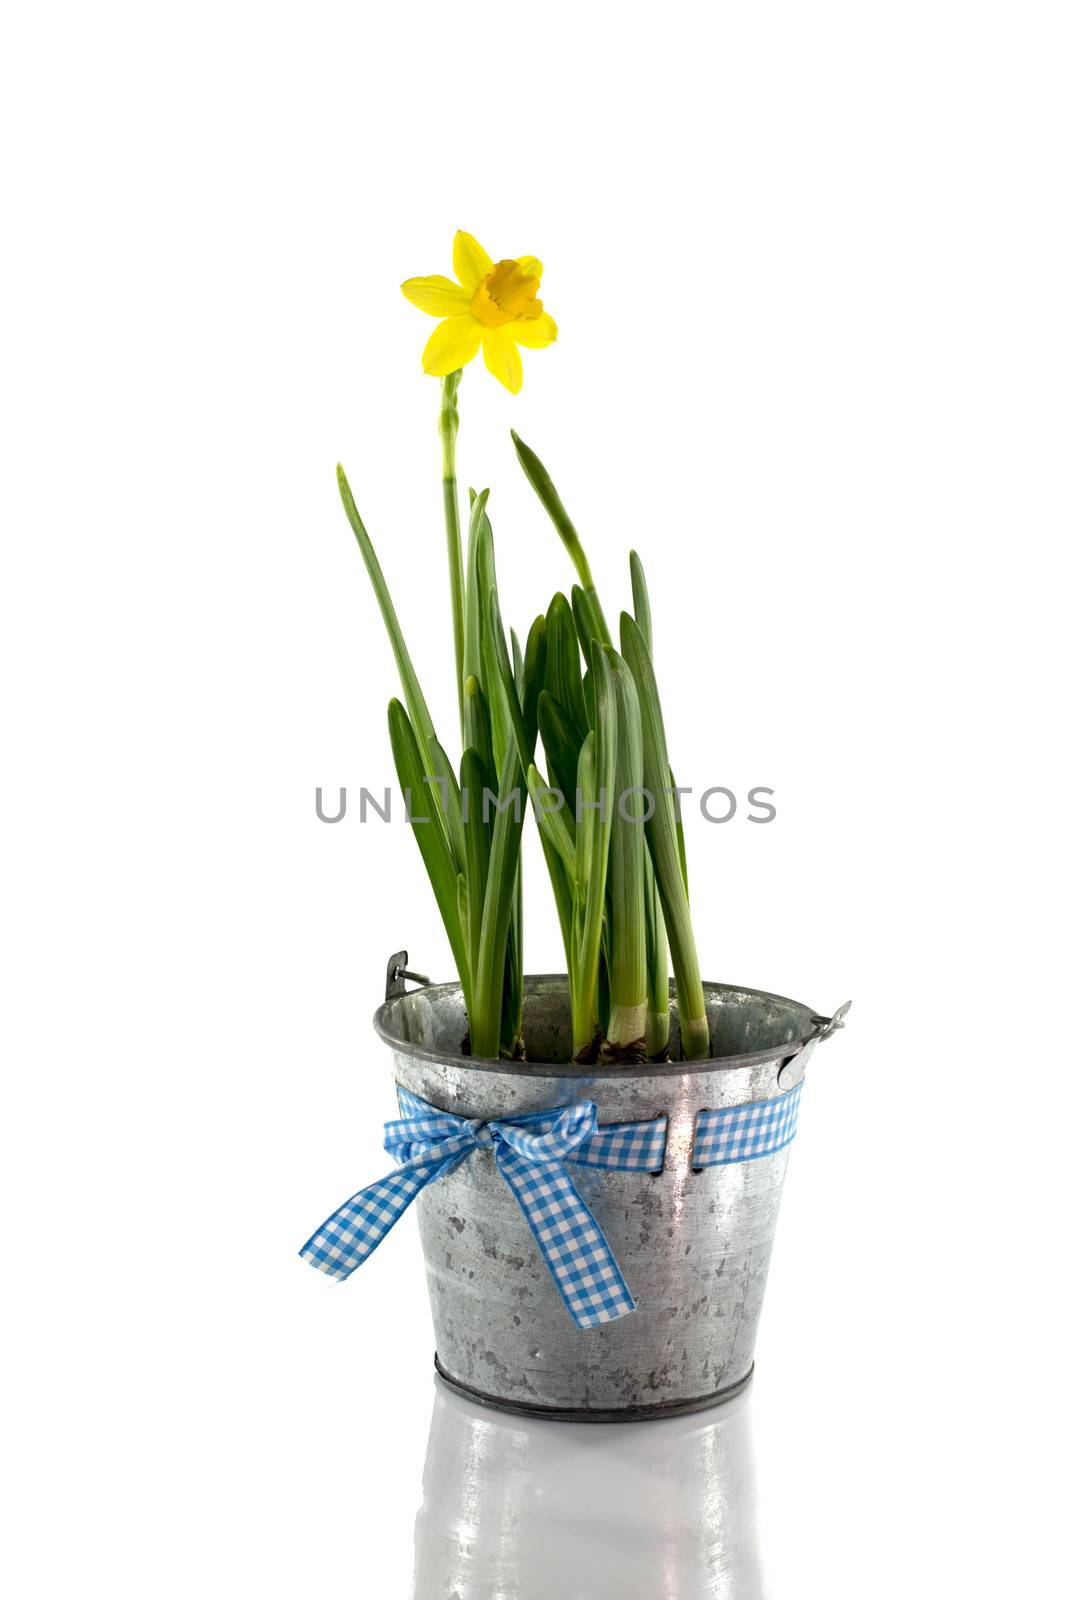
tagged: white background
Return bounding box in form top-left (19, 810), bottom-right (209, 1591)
top-left (2, 3), bottom-right (1080, 1595)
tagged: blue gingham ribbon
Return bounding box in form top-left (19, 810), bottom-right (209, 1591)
top-left (300, 1089), bottom-right (668, 1330)
top-left (692, 1082), bottom-right (803, 1166)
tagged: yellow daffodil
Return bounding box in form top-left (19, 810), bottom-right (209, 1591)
top-left (401, 230), bottom-right (557, 394)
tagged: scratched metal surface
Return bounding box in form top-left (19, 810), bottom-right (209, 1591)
top-left (380, 977), bottom-right (818, 1418)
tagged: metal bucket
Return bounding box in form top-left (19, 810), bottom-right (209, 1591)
top-left (377, 954), bottom-right (846, 1421)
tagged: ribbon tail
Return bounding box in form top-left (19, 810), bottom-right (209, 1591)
top-left (300, 1149), bottom-right (464, 1280)
top-left (494, 1146), bottom-right (637, 1329)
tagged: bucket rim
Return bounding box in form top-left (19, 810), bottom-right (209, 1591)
top-left (373, 973), bottom-right (820, 1078)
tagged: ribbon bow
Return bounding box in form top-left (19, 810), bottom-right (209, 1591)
top-left (300, 1088), bottom-right (668, 1329)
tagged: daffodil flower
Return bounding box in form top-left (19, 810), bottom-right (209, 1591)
top-left (401, 230), bottom-right (557, 394)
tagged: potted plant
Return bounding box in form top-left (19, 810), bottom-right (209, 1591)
top-left (301, 232), bottom-right (848, 1419)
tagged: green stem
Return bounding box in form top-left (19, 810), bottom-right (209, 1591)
top-left (440, 371), bottom-right (465, 735)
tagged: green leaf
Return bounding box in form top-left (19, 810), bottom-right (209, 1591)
top-left (528, 763), bottom-right (577, 877)
top-left (456, 871), bottom-right (470, 963)
top-left (464, 674), bottom-right (496, 794)
top-left (487, 589), bottom-right (533, 781)
top-left (388, 698), bottom-right (470, 1008)
top-left (619, 614), bottom-right (708, 1059)
top-left (582, 664), bottom-right (597, 733)
top-left (636, 551), bottom-right (671, 1047)
top-left (511, 431), bottom-right (612, 648)
top-left (629, 545), bottom-right (674, 1044)
top-left (629, 551), bottom-right (653, 657)
top-left (574, 730), bottom-right (598, 902)
top-left (670, 763), bottom-right (689, 897)
top-left (472, 738), bottom-right (527, 1058)
top-left (426, 735), bottom-right (465, 876)
top-left (460, 746), bottom-right (491, 965)
top-left (463, 488), bottom-right (491, 692)
top-left (644, 853), bottom-right (670, 1056)
top-left (473, 597), bottom-right (547, 1061)
top-left (569, 645), bottom-right (617, 1052)
top-left (519, 613), bottom-right (548, 755)
top-left (474, 505), bottom-right (510, 771)
top-left (337, 465), bottom-right (437, 754)
top-left (570, 584), bottom-right (609, 658)
top-left (603, 647), bottom-right (647, 1036)
top-left (502, 871), bottom-right (523, 1055)
top-left (544, 592), bottom-right (588, 738)
top-left (510, 432), bottom-right (593, 590)
top-left (538, 690), bottom-right (582, 816)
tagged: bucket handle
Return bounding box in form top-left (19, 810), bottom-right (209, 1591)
top-left (385, 949), bottom-right (431, 1002)
top-left (777, 1000), bottom-right (851, 1090)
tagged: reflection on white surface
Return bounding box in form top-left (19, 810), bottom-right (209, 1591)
top-left (412, 1376), bottom-right (764, 1599)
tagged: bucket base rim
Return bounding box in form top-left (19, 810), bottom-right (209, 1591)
top-left (433, 1354), bottom-right (754, 1423)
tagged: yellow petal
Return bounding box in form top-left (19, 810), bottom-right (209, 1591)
top-left (422, 315), bottom-right (483, 376)
top-left (516, 256), bottom-right (543, 281)
top-left (401, 275), bottom-right (471, 316)
top-left (482, 327), bottom-right (523, 393)
top-left (452, 230), bottom-right (493, 291)
top-left (513, 312), bottom-right (557, 349)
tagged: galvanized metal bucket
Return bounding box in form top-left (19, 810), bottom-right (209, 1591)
top-left (376, 953), bottom-right (847, 1421)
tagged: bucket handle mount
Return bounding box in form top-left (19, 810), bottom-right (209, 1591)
top-left (385, 950), bottom-right (431, 1002)
top-left (777, 1000), bottom-right (852, 1090)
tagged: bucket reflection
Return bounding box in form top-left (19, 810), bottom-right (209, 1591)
top-left (412, 1376), bottom-right (764, 1599)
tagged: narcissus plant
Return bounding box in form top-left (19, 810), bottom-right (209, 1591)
top-left (336, 234), bottom-right (709, 1063)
